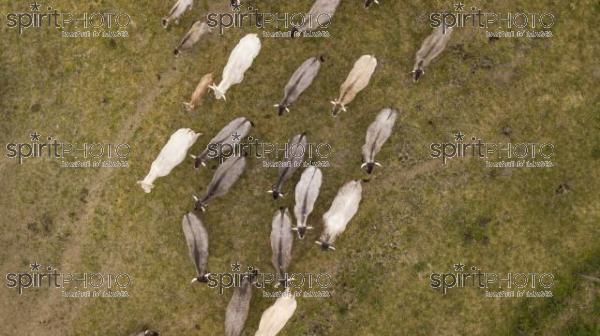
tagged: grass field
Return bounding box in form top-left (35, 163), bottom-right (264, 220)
top-left (0, 0), bottom-right (598, 335)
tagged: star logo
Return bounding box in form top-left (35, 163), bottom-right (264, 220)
top-left (454, 131), bottom-right (465, 142)
top-left (30, 262), bottom-right (41, 271)
top-left (454, 2), bottom-right (465, 11)
top-left (30, 2), bottom-right (41, 11)
top-left (231, 132), bottom-right (241, 141)
top-left (30, 131), bottom-right (41, 142)
top-left (230, 0), bottom-right (241, 11)
top-left (231, 262), bottom-right (241, 272)
top-left (453, 262), bottom-right (465, 271)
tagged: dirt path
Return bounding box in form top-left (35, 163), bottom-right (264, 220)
top-left (16, 60), bottom-right (185, 335)
top-left (15, 2), bottom-right (235, 333)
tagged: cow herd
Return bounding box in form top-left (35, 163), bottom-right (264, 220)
top-left (134, 0), bottom-right (453, 335)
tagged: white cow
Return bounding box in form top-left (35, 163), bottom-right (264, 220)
top-left (331, 55), bottom-right (377, 116)
top-left (316, 180), bottom-right (362, 250)
top-left (138, 128), bottom-right (200, 193)
top-left (210, 34), bottom-right (261, 100)
top-left (255, 289), bottom-right (297, 336)
top-left (162, 0), bottom-right (193, 28)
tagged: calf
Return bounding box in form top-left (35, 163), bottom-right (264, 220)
top-left (293, 166), bottom-right (322, 239)
top-left (361, 108), bottom-right (398, 173)
top-left (210, 34), bottom-right (261, 100)
top-left (138, 128), bottom-right (200, 193)
top-left (183, 73), bottom-right (214, 112)
top-left (316, 180), bottom-right (362, 250)
top-left (331, 55), bottom-right (377, 116)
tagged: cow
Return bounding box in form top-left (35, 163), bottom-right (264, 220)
top-left (162, 0), bottom-right (193, 28)
top-left (291, 0), bottom-right (341, 37)
top-left (130, 330), bottom-right (159, 336)
top-left (331, 55), bottom-right (377, 116)
top-left (364, 0), bottom-right (380, 8)
top-left (174, 20), bottom-right (211, 56)
top-left (183, 73), bottom-right (214, 112)
top-left (316, 180), bottom-right (362, 250)
top-left (182, 212), bottom-right (210, 283)
top-left (191, 117), bottom-right (253, 168)
top-left (254, 288), bottom-right (297, 336)
top-left (412, 26), bottom-right (453, 82)
top-left (293, 166), bottom-right (322, 239)
top-left (209, 34), bottom-right (261, 100)
top-left (138, 128), bottom-right (200, 193)
top-left (361, 108), bottom-right (398, 173)
top-left (269, 133), bottom-right (307, 199)
top-left (275, 56), bottom-right (324, 115)
top-left (271, 208), bottom-right (294, 287)
top-left (194, 154), bottom-right (246, 211)
top-left (225, 271), bottom-right (257, 336)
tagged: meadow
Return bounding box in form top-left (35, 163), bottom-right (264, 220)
top-left (0, 0), bottom-right (598, 335)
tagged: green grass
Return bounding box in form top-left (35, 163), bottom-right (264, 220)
top-left (0, 0), bottom-right (598, 335)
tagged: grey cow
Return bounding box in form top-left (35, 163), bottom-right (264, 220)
top-left (269, 133), bottom-right (307, 199)
top-left (174, 20), bottom-right (211, 56)
top-left (182, 212), bottom-right (210, 283)
top-left (291, 0), bottom-right (341, 37)
top-left (412, 26), bottom-right (453, 82)
top-left (192, 117), bottom-right (253, 168)
top-left (361, 108), bottom-right (398, 174)
top-left (271, 208), bottom-right (294, 287)
top-left (224, 271), bottom-right (256, 336)
top-left (275, 56), bottom-right (324, 115)
top-left (293, 166), bottom-right (323, 239)
top-left (194, 155), bottom-right (246, 211)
